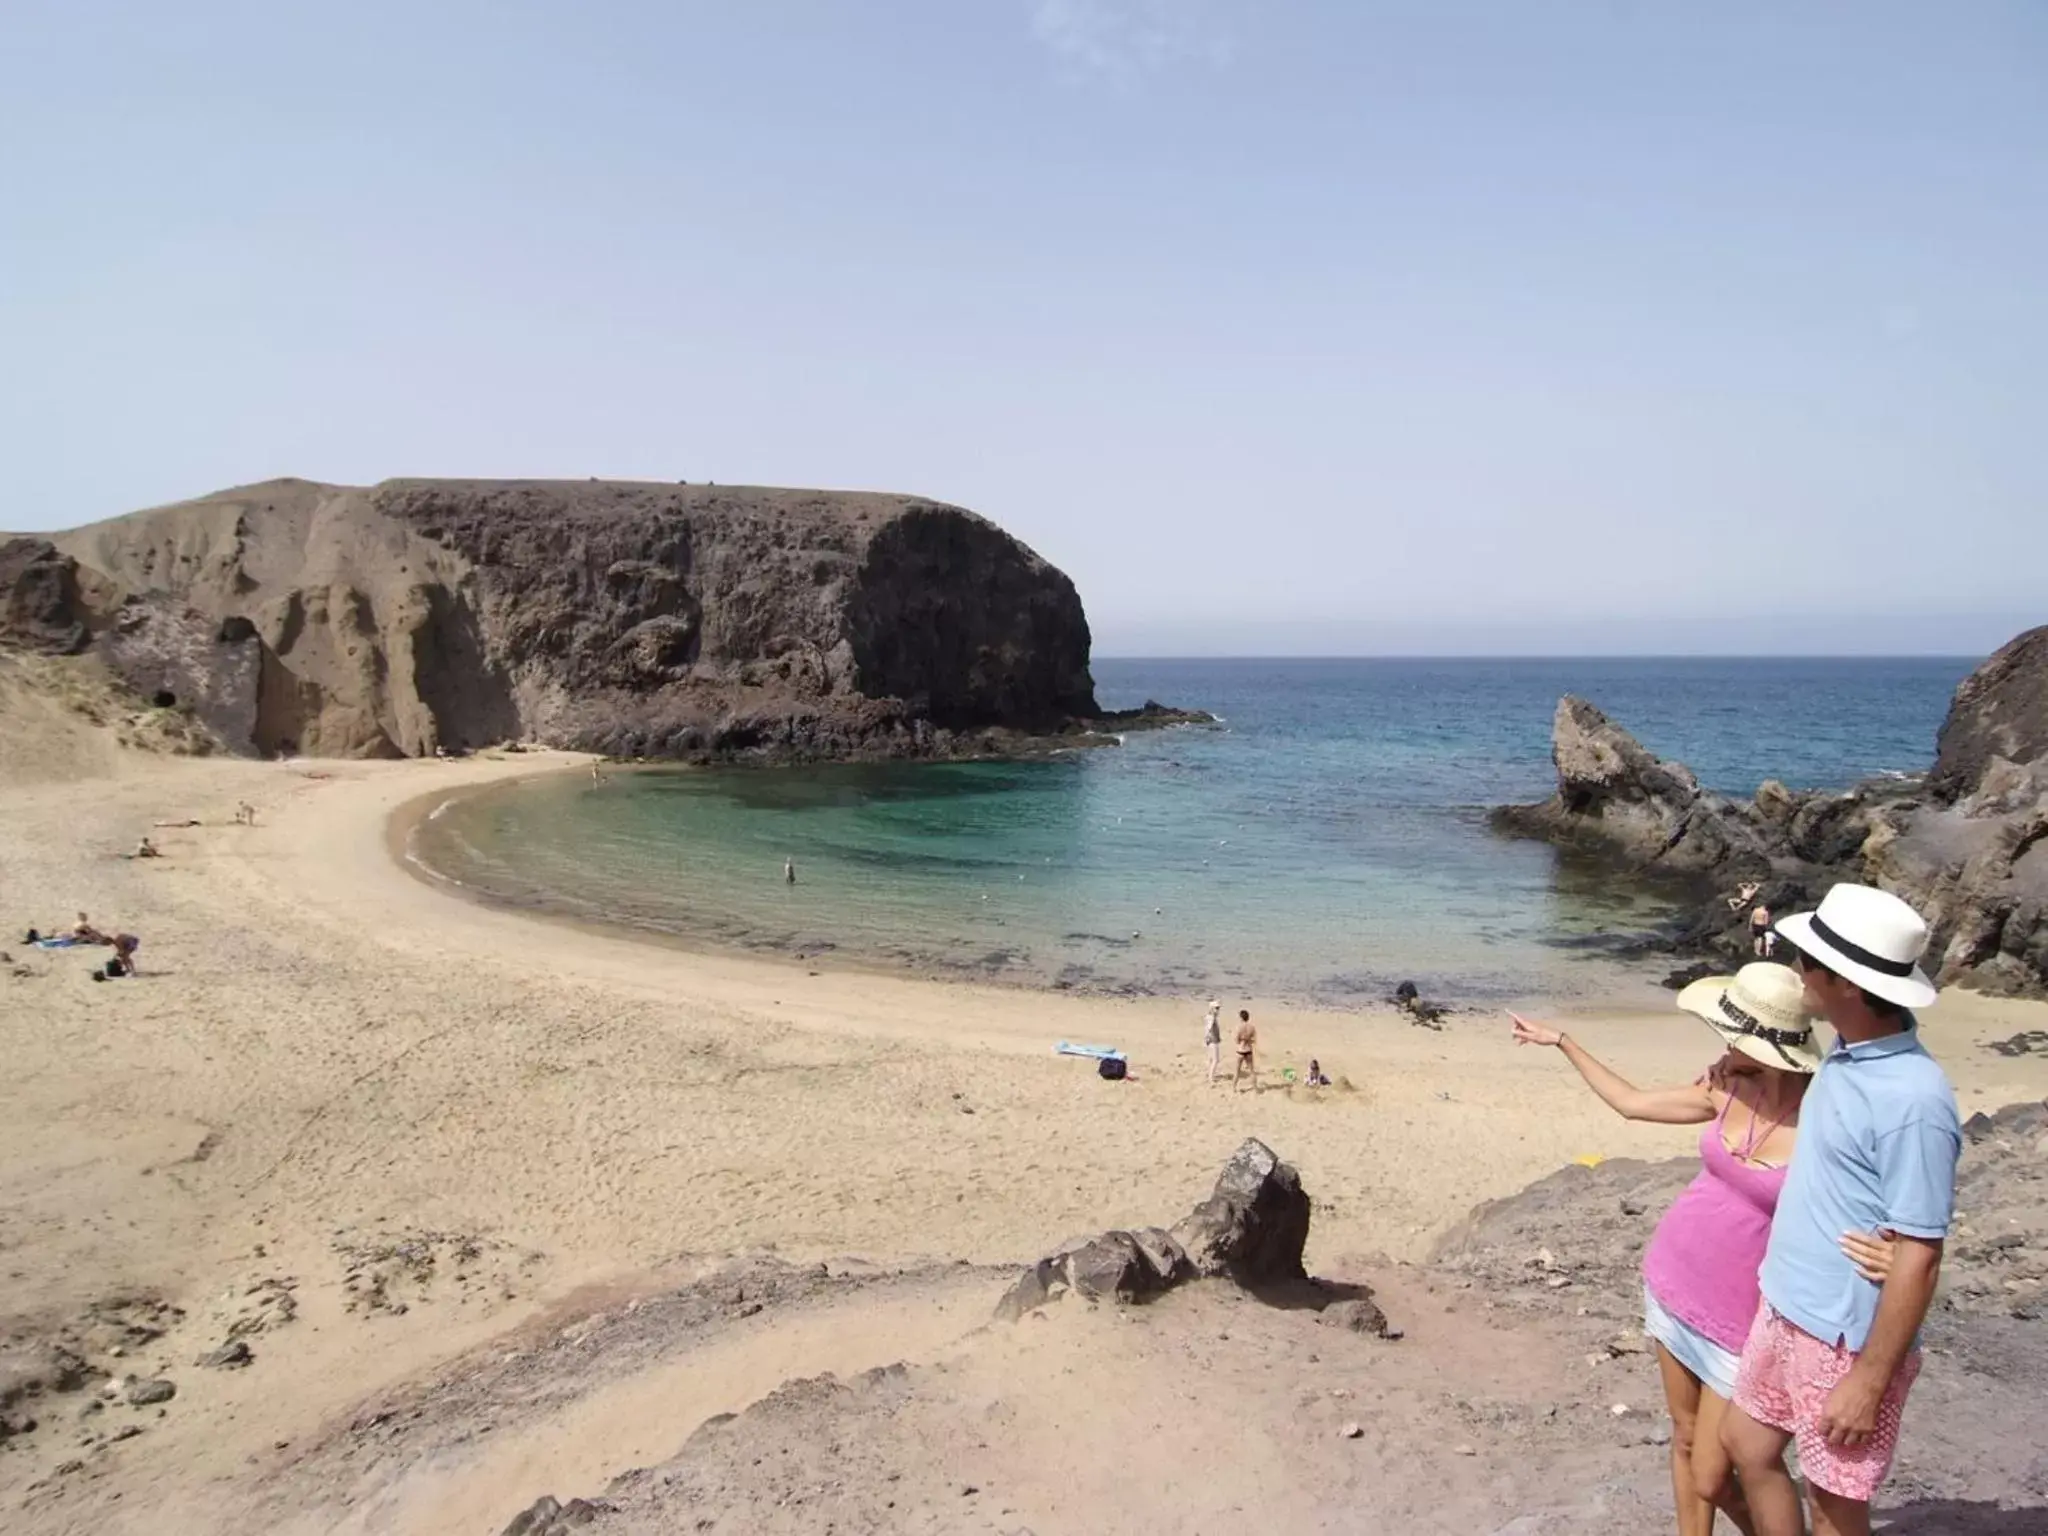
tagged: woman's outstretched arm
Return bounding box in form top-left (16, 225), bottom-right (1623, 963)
top-left (1509, 1013), bottom-right (1718, 1125)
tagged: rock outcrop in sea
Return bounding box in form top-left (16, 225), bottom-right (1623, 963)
top-left (1490, 625), bottom-right (2048, 997)
top-left (2, 478), bottom-right (1200, 762)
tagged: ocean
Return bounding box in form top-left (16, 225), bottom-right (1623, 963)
top-left (410, 657), bottom-right (1971, 1005)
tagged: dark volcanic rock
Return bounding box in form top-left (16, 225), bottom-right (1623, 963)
top-left (1487, 697), bottom-right (1782, 877)
top-left (1431, 1156), bottom-right (1694, 1307)
top-left (0, 538), bottom-right (90, 655)
top-left (0, 1339), bottom-right (90, 1410)
top-left (501, 1495), bottom-right (607, 1534)
top-left (998, 1139), bottom-right (1315, 1319)
top-left (1932, 626), bottom-right (2048, 804)
top-left (1492, 634), bottom-right (2048, 996)
top-left (196, 1339), bottom-right (253, 1369)
top-left (1316, 1297), bottom-right (1392, 1337)
top-left (1172, 1137), bottom-right (1314, 1287)
top-left (31, 477), bottom-right (1175, 763)
top-left (993, 1227), bottom-right (1191, 1319)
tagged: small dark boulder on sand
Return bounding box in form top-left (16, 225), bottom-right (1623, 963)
top-left (501, 1495), bottom-right (608, 1535)
top-left (1317, 1297), bottom-right (1393, 1337)
top-left (195, 1340), bottom-right (253, 1370)
top-left (1171, 1138), bottom-right (1313, 1287)
top-left (997, 1139), bottom-right (1315, 1318)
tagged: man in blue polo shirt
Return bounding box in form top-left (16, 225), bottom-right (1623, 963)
top-left (1720, 885), bottom-right (1960, 1536)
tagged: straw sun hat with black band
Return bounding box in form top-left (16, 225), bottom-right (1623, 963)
top-left (1676, 962), bottom-right (1824, 1074)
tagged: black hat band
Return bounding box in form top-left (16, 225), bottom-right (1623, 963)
top-left (1718, 994), bottom-right (1812, 1068)
top-left (1804, 914), bottom-right (1918, 979)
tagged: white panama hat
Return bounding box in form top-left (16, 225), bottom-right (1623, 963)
top-left (1775, 883), bottom-right (1938, 1011)
top-left (1676, 962), bottom-right (1824, 1074)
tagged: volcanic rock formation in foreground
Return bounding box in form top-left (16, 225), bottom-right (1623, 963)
top-left (1, 477), bottom-right (1193, 761)
top-left (481, 1117), bottom-right (2042, 1534)
top-left (1491, 625), bottom-right (2048, 997)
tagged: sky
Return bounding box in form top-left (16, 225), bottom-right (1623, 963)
top-left (3, 1), bottom-right (2043, 656)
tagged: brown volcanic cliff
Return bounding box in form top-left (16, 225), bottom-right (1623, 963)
top-left (4, 478), bottom-right (1116, 761)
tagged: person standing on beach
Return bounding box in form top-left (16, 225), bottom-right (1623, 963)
top-left (1721, 885), bottom-right (1958, 1536)
top-left (1232, 1009), bottom-right (1258, 1092)
top-left (1203, 999), bottom-right (1223, 1083)
top-left (1750, 902), bottom-right (1774, 958)
top-left (1511, 964), bottom-right (1888, 1536)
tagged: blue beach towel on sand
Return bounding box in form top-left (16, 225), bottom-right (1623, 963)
top-left (1054, 1041), bottom-right (1126, 1062)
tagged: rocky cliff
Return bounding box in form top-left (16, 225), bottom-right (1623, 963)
top-left (1, 478), bottom-right (1170, 762)
top-left (1491, 628), bottom-right (2048, 997)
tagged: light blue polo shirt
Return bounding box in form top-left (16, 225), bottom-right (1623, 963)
top-left (1758, 1021), bottom-right (1960, 1351)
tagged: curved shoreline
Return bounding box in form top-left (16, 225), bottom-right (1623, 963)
top-left (381, 763), bottom-right (1088, 1003)
top-left (387, 760), bottom-right (1677, 1011)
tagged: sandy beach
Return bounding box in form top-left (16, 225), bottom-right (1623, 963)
top-left (6, 688), bottom-right (2048, 1532)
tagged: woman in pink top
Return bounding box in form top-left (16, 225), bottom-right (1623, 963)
top-left (1512, 963), bottom-right (1894, 1536)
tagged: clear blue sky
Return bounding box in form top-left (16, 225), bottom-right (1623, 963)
top-left (4, 2), bottom-right (2042, 654)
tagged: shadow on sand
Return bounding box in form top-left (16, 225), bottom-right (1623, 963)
top-left (1879, 1498), bottom-right (2048, 1535)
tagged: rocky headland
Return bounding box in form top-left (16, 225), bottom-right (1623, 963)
top-left (2, 477), bottom-right (1203, 762)
top-left (1491, 625), bottom-right (2048, 997)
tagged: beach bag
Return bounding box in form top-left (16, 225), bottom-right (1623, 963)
top-left (1097, 1056), bottom-right (1127, 1081)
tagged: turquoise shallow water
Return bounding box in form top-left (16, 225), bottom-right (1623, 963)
top-left (411, 657), bottom-right (1971, 1004)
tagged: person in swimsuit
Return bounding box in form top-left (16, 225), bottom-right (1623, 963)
top-left (1512, 964), bottom-right (1895, 1536)
top-left (1232, 1009), bottom-right (1257, 1093)
top-left (1751, 903), bottom-right (1775, 958)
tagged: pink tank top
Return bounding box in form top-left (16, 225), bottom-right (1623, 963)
top-left (1640, 1096), bottom-right (1790, 1352)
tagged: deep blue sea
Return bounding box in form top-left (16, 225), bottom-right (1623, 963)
top-left (412, 658), bottom-right (1971, 1005)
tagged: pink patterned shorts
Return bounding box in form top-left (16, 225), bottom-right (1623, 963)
top-left (1733, 1302), bottom-right (1921, 1503)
